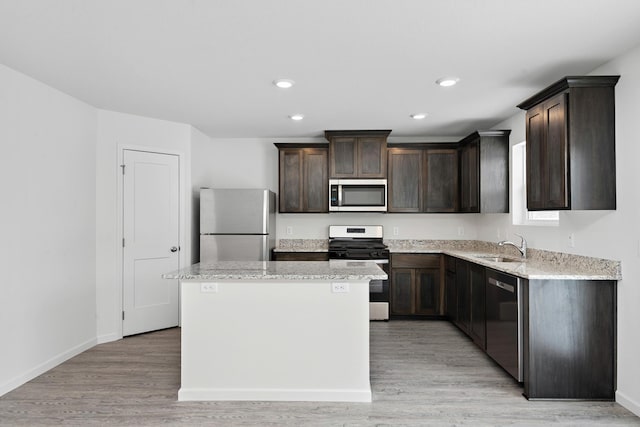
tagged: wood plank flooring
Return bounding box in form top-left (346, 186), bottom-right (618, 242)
top-left (1, 321), bottom-right (638, 426)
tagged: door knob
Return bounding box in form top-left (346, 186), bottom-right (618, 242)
top-left (170, 246), bottom-right (178, 252)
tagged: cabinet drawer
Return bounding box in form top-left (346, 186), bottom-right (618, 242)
top-left (273, 252), bottom-right (329, 261)
top-left (392, 254), bottom-right (441, 268)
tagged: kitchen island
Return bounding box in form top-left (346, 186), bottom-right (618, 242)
top-left (163, 260), bottom-right (387, 402)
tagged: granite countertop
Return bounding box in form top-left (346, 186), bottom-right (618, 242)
top-left (163, 260), bottom-right (388, 281)
top-left (274, 239), bottom-right (621, 281)
top-left (444, 250), bottom-right (620, 280)
top-left (273, 239), bottom-right (328, 252)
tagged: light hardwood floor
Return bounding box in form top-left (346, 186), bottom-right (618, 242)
top-left (1, 321), bottom-right (638, 426)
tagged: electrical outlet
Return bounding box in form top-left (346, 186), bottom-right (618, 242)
top-left (457, 226), bottom-right (465, 236)
top-left (286, 226), bottom-right (293, 235)
top-left (568, 233), bottom-right (575, 248)
top-left (393, 226), bottom-right (399, 236)
top-left (200, 283), bottom-right (218, 293)
top-left (331, 282), bottom-right (350, 293)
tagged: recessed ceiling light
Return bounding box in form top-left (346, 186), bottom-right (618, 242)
top-left (273, 79), bottom-right (295, 89)
top-left (289, 114), bottom-right (304, 121)
top-left (436, 77), bottom-right (460, 87)
top-left (410, 113), bottom-right (428, 120)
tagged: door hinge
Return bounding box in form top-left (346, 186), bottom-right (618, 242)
top-left (122, 311), bottom-right (125, 320)
top-left (122, 238), bottom-right (125, 247)
top-left (120, 164), bottom-right (125, 175)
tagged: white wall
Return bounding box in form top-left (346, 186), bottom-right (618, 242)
top-left (0, 64), bottom-right (97, 395)
top-left (95, 110), bottom-right (192, 342)
top-left (190, 136), bottom-right (280, 260)
top-left (478, 44), bottom-right (640, 416)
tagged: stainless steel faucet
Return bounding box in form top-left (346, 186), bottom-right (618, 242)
top-left (498, 234), bottom-right (527, 258)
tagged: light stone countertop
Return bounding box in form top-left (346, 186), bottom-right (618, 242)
top-left (274, 239), bottom-right (621, 281)
top-left (273, 239), bottom-right (329, 252)
top-left (444, 250), bottom-right (620, 280)
top-left (163, 260), bottom-right (387, 281)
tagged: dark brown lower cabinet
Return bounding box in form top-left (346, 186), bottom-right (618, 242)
top-left (390, 268), bottom-right (413, 314)
top-left (442, 255), bottom-right (616, 400)
top-left (469, 263), bottom-right (486, 349)
top-left (444, 256), bottom-right (457, 320)
top-left (272, 252), bottom-right (329, 261)
top-left (522, 279), bottom-right (616, 400)
top-left (454, 259), bottom-right (470, 333)
top-left (390, 254), bottom-right (444, 317)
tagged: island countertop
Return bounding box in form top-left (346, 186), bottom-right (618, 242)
top-left (168, 260), bottom-right (378, 402)
top-left (163, 260), bottom-right (387, 281)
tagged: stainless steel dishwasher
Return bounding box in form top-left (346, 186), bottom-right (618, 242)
top-left (485, 269), bottom-right (522, 382)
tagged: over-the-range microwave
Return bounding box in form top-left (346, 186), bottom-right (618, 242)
top-left (329, 179), bottom-right (387, 212)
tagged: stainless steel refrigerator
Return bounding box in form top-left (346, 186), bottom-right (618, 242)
top-left (199, 188), bottom-right (276, 262)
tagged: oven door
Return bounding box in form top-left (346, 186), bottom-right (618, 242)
top-left (369, 259), bottom-right (389, 302)
top-left (369, 259), bottom-right (390, 321)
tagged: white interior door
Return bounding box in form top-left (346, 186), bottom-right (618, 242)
top-left (123, 149), bottom-right (180, 336)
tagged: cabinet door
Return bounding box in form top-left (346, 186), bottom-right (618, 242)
top-left (445, 269), bottom-right (457, 320)
top-left (526, 104), bottom-right (545, 210)
top-left (358, 137), bottom-right (387, 178)
top-left (279, 149), bottom-right (303, 212)
top-left (388, 148), bottom-right (423, 212)
top-left (415, 268), bottom-right (442, 315)
top-left (543, 93), bottom-right (569, 209)
top-left (273, 252), bottom-right (329, 261)
top-left (445, 257), bottom-right (457, 320)
top-left (279, 148), bottom-right (328, 213)
top-left (469, 263), bottom-right (486, 349)
top-left (391, 269), bottom-right (414, 315)
top-left (455, 259), bottom-right (470, 333)
top-left (329, 137), bottom-right (357, 178)
top-left (303, 149), bottom-right (328, 212)
top-left (425, 148), bottom-right (458, 212)
top-left (459, 141), bottom-right (479, 212)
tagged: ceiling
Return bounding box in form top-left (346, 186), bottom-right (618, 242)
top-left (2, 0), bottom-right (640, 139)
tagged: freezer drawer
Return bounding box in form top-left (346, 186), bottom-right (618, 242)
top-left (200, 235), bottom-right (271, 262)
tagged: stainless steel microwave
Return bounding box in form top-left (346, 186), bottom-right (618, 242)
top-left (329, 179), bottom-right (387, 212)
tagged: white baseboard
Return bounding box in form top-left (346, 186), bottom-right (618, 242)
top-left (0, 337), bottom-right (97, 397)
top-left (96, 332), bottom-right (121, 344)
top-left (178, 387), bottom-right (372, 402)
top-left (617, 390), bottom-right (640, 418)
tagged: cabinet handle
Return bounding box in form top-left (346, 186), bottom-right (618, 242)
top-left (488, 277), bottom-right (515, 293)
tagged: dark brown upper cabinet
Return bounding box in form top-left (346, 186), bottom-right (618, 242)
top-left (275, 143), bottom-right (328, 213)
top-left (517, 76), bottom-right (620, 211)
top-left (458, 130), bottom-right (511, 213)
top-left (387, 145), bottom-right (458, 213)
top-left (387, 148), bottom-right (422, 212)
top-left (325, 130), bottom-right (390, 178)
top-left (425, 148), bottom-right (459, 212)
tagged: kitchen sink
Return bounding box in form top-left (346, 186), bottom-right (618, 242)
top-left (473, 255), bottom-right (524, 263)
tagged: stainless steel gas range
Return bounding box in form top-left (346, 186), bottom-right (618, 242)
top-left (328, 225), bottom-right (390, 320)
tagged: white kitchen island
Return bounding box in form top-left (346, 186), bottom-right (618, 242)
top-left (163, 260), bottom-right (387, 403)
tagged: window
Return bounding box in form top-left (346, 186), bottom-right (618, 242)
top-left (512, 141), bottom-right (559, 226)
